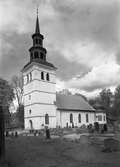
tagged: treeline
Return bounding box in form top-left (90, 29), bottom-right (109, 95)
top-left (89, 86), bottom-right (120, 121)
top-left (0, 76), bottom-right (24, 129)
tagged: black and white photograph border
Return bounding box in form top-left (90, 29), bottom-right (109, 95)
top-left (0, 0), bottom-right (120, 167)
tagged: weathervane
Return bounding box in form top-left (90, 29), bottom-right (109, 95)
top-left (36, 3), bottom-right (39, 16)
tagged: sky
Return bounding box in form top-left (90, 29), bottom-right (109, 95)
top-left (0, 0), bottom-right (120, 98)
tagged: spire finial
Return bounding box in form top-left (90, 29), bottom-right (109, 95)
top-left (37, 5), bottom-right (38, 16)
top-left (35, 5), bottom-right (40, 34)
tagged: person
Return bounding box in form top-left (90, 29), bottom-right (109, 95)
top-left (45, 126), bottom-right (50, 139)
top-left (15, 131), bottom-right (18, 137)
top-left (103, 124), bottom-right (107, 132)
top-left (94, 122), bottom-right (99, 133)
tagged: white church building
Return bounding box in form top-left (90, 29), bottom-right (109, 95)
top-left (22, 14), bottom-right (106, 130)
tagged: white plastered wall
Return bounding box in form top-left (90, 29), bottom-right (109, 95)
top-left (23, 64), bottom-right (57, 129)
top-left (57, 110), bottom-right (95, 128)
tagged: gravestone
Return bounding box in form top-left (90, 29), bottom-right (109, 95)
top-left (94, 122), bottom-right (99, 132)
top-left (79, 135), bottom-right (89, 144)
top-left (15, 131), bottom-right (18, 137)
top-left (103, 138), bottom-right (120, 152)
top-left (103, 124), bottom-right (107, 132)
top-left (46, 127), bottom-right (50, 139)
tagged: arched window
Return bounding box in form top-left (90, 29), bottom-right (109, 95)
top-left (41, 72), bottom-right (44, 80)
top-left (78, 114), bottom-right (81, 123)
top-left (29, 109), bottom-right (31, 114)
top-left (86, 114), bottom-right (89, 123)
top-left (40, 53), bottom-right (44, 59)
top-left (30, 72), bottom-right (32, 81)
top-left (46, 73), bottom-right (49, 81)
top-left (27, 74), bottom-right (29, 83)
top-left (34, 51), bottom-right (39, 59)
top-left (70, 113), bottom-right (73, 123)
top-left (38, 39), bottom-right (42, 45)
top-left (29, 120), bottom-right (33, 129)
top-left (45, 114), bottom-right (49, 124)
top-left (36, 39), bottom-right (38, 44)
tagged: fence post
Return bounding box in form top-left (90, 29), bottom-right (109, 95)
top-left (0, 105), bottom-right (5, 160)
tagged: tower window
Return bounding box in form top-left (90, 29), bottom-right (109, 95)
top-left (78, 114), bottom-right (81, 123)
top-left (30, 72), bottom-right (32, 81)
top-left (38, 39), bottom-right (42, 45)
top-left (34, 51), bottom-right (39, 59)
top-left (27, 74), bottom-right (29, 83)
top-left (86, 114), bottom-right (89, 123)
top-left (40, 53), bottom-right (44, 59)
top-left (46, 73), bottom-right (49, 81)
top-left (29, 120), bottom-right (33, 129)
top-left (70, 113), bottom-right (73, 123)
top-left (29, 109), bottom-right (31, 114)
top-left (36, 39), bottom-right (38, 44)
top-left (45, 114), bottom-right (49, 124)
top-left (41, 72), bottom-right (44, 80)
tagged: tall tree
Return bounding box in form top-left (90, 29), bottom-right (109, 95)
top-left (11, 75), bottom-right (23, 106)
top-left (112, 85), bottom-right (120, 117)
top-left (89, 97), bottom-right (101, 109)
top-left (99, 88), bottom-right (113, 116)
top-left (16, 104), bottom-right (24, 128)
top-left (11, 75), bottom-right (24, 128)
top-left (0, 78), bottom-right (14, 107)
top-left (89, 88), bottom-right (113, 118)
top-left (0, 78), bottom-right (14, 159)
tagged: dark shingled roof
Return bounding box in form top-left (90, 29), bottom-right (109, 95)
top-left (56, 94), bottom-right (95, 112)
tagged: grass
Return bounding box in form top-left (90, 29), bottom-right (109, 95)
top-left (3, 135), bottom-right (120, 167)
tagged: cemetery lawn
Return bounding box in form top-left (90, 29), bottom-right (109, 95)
top-left (5, 136), bottom-right (120, 167)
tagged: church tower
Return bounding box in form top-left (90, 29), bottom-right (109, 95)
top-left (22, 11), bottom-right (57, 130)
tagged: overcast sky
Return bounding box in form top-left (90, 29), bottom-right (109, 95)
top-left (0, 0), bottom-right (120, 98)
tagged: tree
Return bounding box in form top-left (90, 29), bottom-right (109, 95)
top-left (58, 89), bottom-right (72, 95)
top-left (11, 75), bottom-right (24, 128)
top-left (89, 89), bottom-right (113, 118)
top-left (99, 88), bottom-right (113, 117)
top-left (89, 97), bottom-right (101, 109)
top-left (0, 78), bottom-right (14, 159)
top-left (112, 85), bottom-right (120, 117)
top-left (11, 75), bottom-right (23, 106)
top-left (0, 78), bottom-right (14, 107)
top-left (16, 104), bottom-right (24, 128)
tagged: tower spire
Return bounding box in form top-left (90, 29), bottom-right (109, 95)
top-left (35, 7), bottom-right (40, 34)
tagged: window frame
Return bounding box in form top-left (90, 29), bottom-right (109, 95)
top-left (86, 114), bottom-right (89, 123)
top-left (46, 73), bottom-right (50, 81)
top-left (97, 115), bottom-right (102, 121)
top-left (30, 72), bottom-right (32, 81)
top-left (45, 114), bottom-right (49, 124)
top-left (34, 51), bottom-right (39, 59)
top-left (70, 113), bottom-right (73, 123)
top-left (78, 113), bottom-right (81, 123)
top-left (41, 72), bottom-right (44, 80)
top-left (29, 109), bottom-right (31, 114)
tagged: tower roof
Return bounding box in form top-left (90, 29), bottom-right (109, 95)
top-left (35, 16), bottom-right (40, 34)
top-left (35, 10), bottom-right (40, 34)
